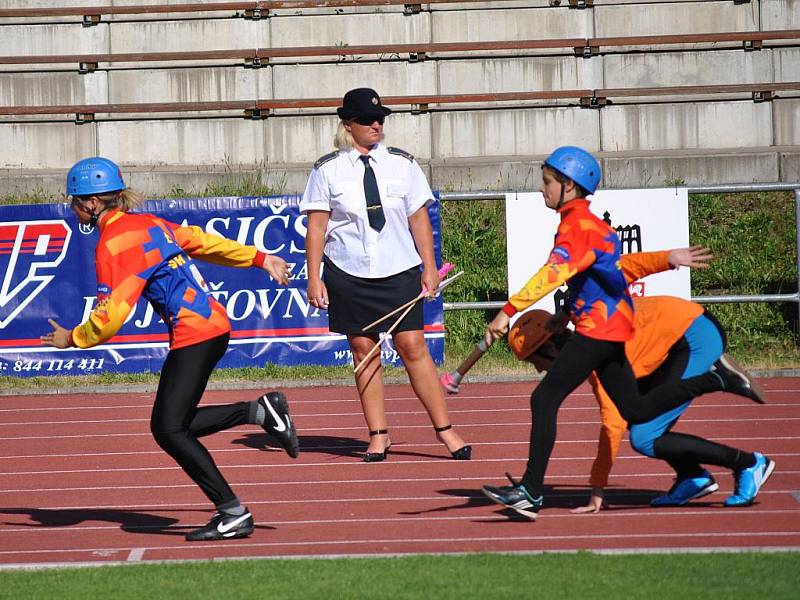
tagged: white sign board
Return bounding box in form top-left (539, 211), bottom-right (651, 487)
top-left (505, 188), bottom-right (690, 316)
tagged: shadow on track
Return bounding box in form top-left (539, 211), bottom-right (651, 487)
top-left (232, 433), bottom-right (457, 461)
top-left (1, 507), bottom-right (279, 537)
top-left (232, 432), bottom-right (366, 458)
top-left (398, 484), bottom-right (687, 518)
top-left (0, 507), bottom-right (183, 535)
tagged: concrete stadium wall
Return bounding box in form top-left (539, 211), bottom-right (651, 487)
top-left (0, 0), bottom-right (798, 196)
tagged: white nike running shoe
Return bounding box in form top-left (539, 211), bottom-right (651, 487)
top-left (258, 391), bottom-right (300, 458)
top-left (185, 510), bottom-right (254, 541)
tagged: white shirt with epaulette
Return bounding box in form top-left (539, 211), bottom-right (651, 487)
top-left (300, 143), bottom-right (434, 278)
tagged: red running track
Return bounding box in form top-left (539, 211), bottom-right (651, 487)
top-left (0, 377), bottom-right (798, 567)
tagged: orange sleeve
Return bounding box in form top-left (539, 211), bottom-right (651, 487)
top-left (588, 373), bottom-right (629, 489)
top-left (619, 250), bottom-right (671, 284)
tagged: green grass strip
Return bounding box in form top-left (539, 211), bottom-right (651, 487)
top-left (0, 552), bottom-right (797, 599)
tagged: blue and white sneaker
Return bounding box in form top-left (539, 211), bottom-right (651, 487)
top-left (482, 473), bottom-right (543, 519)
top-left (650, 470), bottom-right (719, 507)
top-left (725, 452), bottom-right (775, 507)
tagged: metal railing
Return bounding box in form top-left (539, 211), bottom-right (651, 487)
top-left (0, 0), bottom-right (536, 20)
top-left (1, 83), bottom-right (797, 123)
top-left (2, 30), bottom-right (797, 69)
top-left (439, 183), bottom-right (800, 331)
top-left (0, 0), bottom-right (766, 21)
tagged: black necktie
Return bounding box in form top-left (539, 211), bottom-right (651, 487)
top-left (360, 155), bottom-right (385, 232)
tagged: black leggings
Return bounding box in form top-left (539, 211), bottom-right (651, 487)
top-left (150, 333), bottom-right (251, 508)
top-left (521, 333), bottom-right (718, 497)
top-left (641, 337), bottom-right (754, 478)
top-left (653, 432), bottom-right (753, 479)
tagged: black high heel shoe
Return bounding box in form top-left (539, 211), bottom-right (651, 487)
top-left (363, 428), bottom-right (391, 463)
top-left (434, 424), bottom-right (472, 460)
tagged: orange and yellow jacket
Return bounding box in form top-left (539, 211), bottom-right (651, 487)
top-left (587, 251), bottom-right (704, 488)
top-left (503, 199), bottom-right (634, 342)
top-left (71, 209), bottom-right (270, 350)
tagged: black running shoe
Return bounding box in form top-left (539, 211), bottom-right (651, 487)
top-left (482, 473), bottom-right (543, 520)
top-left (258, 391), bottom-right (300, 458)
top-left (710, 354), bottom-right (766, 404)
top-left (185, 510), bottom-right (254, 541)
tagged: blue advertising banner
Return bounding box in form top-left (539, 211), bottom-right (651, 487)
top-left (0, 196), bottom-right (444, 377)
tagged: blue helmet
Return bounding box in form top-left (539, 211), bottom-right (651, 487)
top-left (66, 156), bottom-right (126, 197)
top-left (543, 146), bottom-right (601, 194)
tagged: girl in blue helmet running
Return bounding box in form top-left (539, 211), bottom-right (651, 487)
top-left (480, 146), bottom-right (763, 519)
top-left (41, 156), bottom-right (300, 541)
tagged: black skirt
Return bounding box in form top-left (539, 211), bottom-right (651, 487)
top-left (323, 256), bottom-right (424, 335)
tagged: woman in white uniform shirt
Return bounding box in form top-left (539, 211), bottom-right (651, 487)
top-left (301, 88), bottom-right (471, 462)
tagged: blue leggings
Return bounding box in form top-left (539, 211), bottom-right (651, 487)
top-left (628, 314), bottom-right (724, 457)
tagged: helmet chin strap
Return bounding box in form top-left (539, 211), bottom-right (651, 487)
top-left (556, 181), bottom-right (566, 209)
top-left (88, 203), bottom-right (111, 227)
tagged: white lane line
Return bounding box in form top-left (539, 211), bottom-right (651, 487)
top-left (0, 490), bottom-right (796, 521)
top-left (3, 506), bottom-right (800, 536)
top-left (2, 452), bottom-right (800, 478)
top-left (1, 473), bottom-right (798, 495)
top-left (0, 392), bottom-right (541, 406)
top-left (126, 548), bottom-right (145, 562)
top-left (0, 405), bottom-right (153, 413)
top-left (1, 447), bottom-right (800, 478)
top-left (3, 416), bottom-right (800, 442)
top-left (0, 390), bottom-right (800, 416)
top-left (0, 530), bottom-right (799, 559)
top-left (5, 486), bottom-right (799, 514)
top-left (0, 419), bottom-right (150, 427)
top-left (6, 384), bottom-right (799, 400)
top-left (2, 545), bottom-right (800, 571)
top-left (2, 437), bottom-right (799, 462)
top-left (0, 484), bottom-right (798, 510)
top-left (0, 432), bottom-right (146, 441)
top-left (2, 397), bottom-right (797, 415)
top-left (5, 409), bottom-right (800, 428)
top-left (1, 423), bottom-right (530, 441)
top-left (4, 384), bottom-right (797, 405)
top-left (0, 450), bottom-right (166, 460)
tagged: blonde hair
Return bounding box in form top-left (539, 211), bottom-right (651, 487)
top-left (334, 121), bottom-right (355, 150)
top-left (96, 188), bottom-right (145, 212)
top-left (333, 120), bottom-right (386, 150)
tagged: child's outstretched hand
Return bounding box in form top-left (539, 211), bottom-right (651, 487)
top-left (40, 319), bottom-right (72, 349)
top-left (485, 311), bottom-right (510, 346)
top-left (261, 254), bottom-right (291, 286)
top-left (570, 488), bottom-right (607, 514)
top-left (668, 245), bottom-right (713, 270)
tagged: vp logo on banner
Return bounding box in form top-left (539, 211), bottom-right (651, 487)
top-left (0, 221), bottom-right (71, 328)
